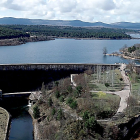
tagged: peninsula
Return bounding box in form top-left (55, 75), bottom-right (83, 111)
top-left (0, 25), bottom-right (132, 46)
top-left (107, 44), bottom-right (140, 61)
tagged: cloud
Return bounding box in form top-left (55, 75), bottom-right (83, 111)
top-left (0, 0), bottom-right (140, 23)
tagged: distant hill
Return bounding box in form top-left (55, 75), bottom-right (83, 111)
top-left (0, 17), bottom-right (140, 29)
top-left (111, 22), bottom-right (140, 29)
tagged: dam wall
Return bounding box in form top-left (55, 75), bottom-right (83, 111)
top-left (0, 63), bottom-right (120, 93)
top-left (0, 63), bottom-right (120, 71)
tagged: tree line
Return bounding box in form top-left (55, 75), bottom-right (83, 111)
top-left (1, 25), bottom-right (131, 39)
top-left (0, 26), bottom-right (30, 39)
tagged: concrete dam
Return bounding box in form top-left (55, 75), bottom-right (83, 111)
top-left (0, 63), bottom-right (120, 93)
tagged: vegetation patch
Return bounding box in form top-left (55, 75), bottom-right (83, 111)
top-left (31, 68), bottom-right (121, 139)
top-left (1, 25), bottom-right (131, 39)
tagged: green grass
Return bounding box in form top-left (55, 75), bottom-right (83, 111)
top-left (91, 92), bottom-right (120, 100)
top-left (132, 82), bottom-right (140, 91)
top-left (91, 92), bottom-right (120, 119)
top-left (128, 73), bottom-right (140, 96)
top-left (89, 69), bottom-right (124, 92)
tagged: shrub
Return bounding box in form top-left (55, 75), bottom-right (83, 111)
top-left (55, 81), bottom-right (59, 87)
top-left (76, 86), bottom-right (82, 94)
top-left (66, 97), bottom-right (78, 109)
top-left (52, 108), bottom-right (56, 116)
top-left (74, 90), bottom-right (79, 98)
top-left (59, 96), bottom-right (64, 102)
top-left (70, 101), bottom-right (77, 109)
top-left (105, 83), bottom-right (110, 88)
top-left (66, 97), bottom-right (73, 104)
top-left (120, 78), bottom-right (123, 81)
top-left (67, 85), bottom-right (72, 93)
top-left (55, 91), bottom-right (60, 98)
top-left (82, 111), bottom-right (89, 120)
top-left (57, 108), bottom-right (63, 120)
top-left (33, 106), bottom-right (40, 119)
top-left (48, 97), bottom-right (53, 107)
top-left (97, 110), bottom-right (114, 119)
top-left (97, 91), bottom-right (106, 98)
top-left (85, 116), bottom-right (96, 129)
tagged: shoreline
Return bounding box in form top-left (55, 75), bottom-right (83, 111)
top-left (0, 36), bottom-right (55, 46)
top-left (0, 36), bottom-right (135, 46)
top-left (28, 107), bottom-right (40, 140)
top-left (107, 53), bottom-right (140, 61)
top-left (56, 36), bottom-right (132, 40)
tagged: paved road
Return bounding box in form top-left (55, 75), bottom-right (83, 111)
top-left (114, 63), bottom-right (130, 113)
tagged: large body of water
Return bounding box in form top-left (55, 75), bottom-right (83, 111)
top-left (0, 38), bottom-right (140, 64)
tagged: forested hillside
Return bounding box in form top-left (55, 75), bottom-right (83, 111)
top-left (0, 26), bottom-right (30, 39)
top-left (2, 25), bottom-right (131, 39)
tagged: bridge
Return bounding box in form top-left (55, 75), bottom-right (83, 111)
top-left (2, 91), bottom-right (36, 98)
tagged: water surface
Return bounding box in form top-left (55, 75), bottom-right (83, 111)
top-left (9, 107), bottom-right (33, 140)
top-left (0, 39), bottom-right (140, 64)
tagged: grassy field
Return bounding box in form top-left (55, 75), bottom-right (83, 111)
top-left (91, 91), bottom-right (120, 100)
top-left (131, 79), bottom-right (140, 91)
top-left (0, 107), bottom-right (9, 140)
top-left (128, 73), bottom-right (140, 101)
top-left (89, 69), bottom-right (124, 92)
top-left (91, 91), bottom-right (120, 116)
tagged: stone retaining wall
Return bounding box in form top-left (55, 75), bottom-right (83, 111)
top-left (0, 107), bottom-right (10, 140)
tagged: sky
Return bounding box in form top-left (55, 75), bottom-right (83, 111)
top-left (0, 0), bottom-right (140, 23)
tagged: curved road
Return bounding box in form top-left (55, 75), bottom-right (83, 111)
top-left (91, 63), bottom-right (131, 114)
top-left (114, 63), bottom-right (130, 113)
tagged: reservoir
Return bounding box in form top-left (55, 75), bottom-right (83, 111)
top-left (0, 38), bottom-right (139, 64)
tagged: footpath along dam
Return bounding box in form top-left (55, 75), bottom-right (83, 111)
top-left (0, 63), bottom-right (120, 93)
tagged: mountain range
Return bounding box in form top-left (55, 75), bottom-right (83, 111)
top-left (0, 17), bottom-right (140, 29)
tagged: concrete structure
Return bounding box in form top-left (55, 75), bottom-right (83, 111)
top-left (0, 63), bottom-right (120, 71)
top-left (71, 74), bottom-right (78, 87)
top-left (2, 92), bottom-right (33, 98)
top-left (0, 107), bottom-right (10, 140)
top-left (0, 90), bottom-right (2, 98)
top-left (28, 91), bottom-right (42, 106)
top-left (0, 63), bottom-right (121, 94)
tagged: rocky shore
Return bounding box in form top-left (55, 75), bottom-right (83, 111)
top-left (107, 53), bottom-right (140, 60)
top-left (29, 107), bottom-right (40, 140)
top-left (57, 37), bottom-right (131, 40)
top-left (0, 36), bottom-right (55, 46)
top-left (0, 36), bottom-right (134, 47)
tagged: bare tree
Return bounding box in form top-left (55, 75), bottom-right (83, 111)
top-left (103, 47), bottom-right (108, 55)
top-left (119, 44), bottom-right (128, 53)
top-left (111, 66), bottom-right (115, 87)
top-left (96, 65), bottom-right (102, 83)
